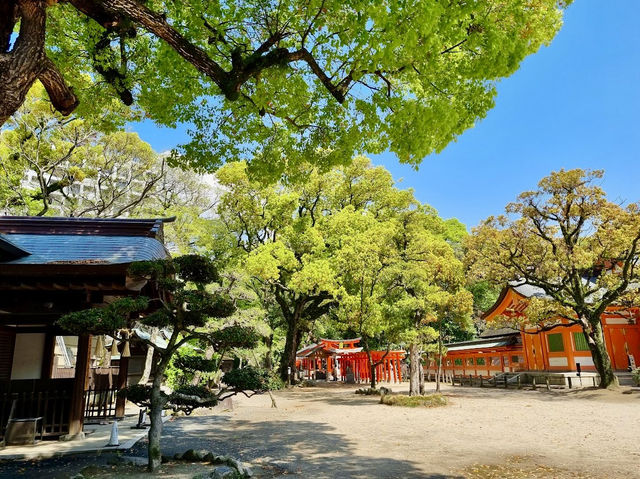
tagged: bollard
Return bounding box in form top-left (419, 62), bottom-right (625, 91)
top-left (546, 377), bottom-right (550, 390)
top-left (567, 377), bottom-right (572, 389)
top-left (106, 419), bottom-right (119, 447)
top-left (517, 375), bottom-right (521, 389)
top-left (532, 376), bottom-right (536, 390)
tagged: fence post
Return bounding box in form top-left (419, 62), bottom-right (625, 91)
top-left (517, 375), bottom-right (521, 389)
top-left (567, 377), bottom-right (572, 389)
top-left (546, 377), bottom-right (550, 390)
top-left (532, 376), bottom-right (536, 390)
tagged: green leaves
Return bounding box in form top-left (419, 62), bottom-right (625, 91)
top-left (57, 297), bottom-right (149, 335)
top-left (38, 0), bottom-right (569, 174)
top-left (223, 366), bottom-right (270, 392)
top-left (467, 168), bottom-right (640, 320)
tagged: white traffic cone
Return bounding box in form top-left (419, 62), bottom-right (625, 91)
top-left (106, 419), bottom-right (119, 447)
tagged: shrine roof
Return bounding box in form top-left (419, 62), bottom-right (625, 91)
top-left (0, 216), bottom-right (170, 266)
top-left (445, 334), bottom-right (520, 352)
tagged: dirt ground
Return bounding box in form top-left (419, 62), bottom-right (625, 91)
top-left (2, 382), bottom-right (638, 479)
top-left (184, 381), bottom-right (639, 478)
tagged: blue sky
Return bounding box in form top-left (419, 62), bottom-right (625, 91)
top-left (131, 1), bottom-right (640, 230)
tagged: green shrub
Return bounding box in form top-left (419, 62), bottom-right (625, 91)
top-left (380, 393), bottom-right (448, 408)
top-left (632, 368), bottom-right (640, 386)
top-left (266, 371), bottom-right (285, 390)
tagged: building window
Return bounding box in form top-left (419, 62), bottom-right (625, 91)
top-left (454, 358), bottom-right (463, 366)
top-left (573, 332), bottom-right (590, 351)
top-left (503, 356), bottom-right (510, 365)
top-left (446, 359), bottom-right (452, 366)
top-left (466, 358), bottom-right (474, 366)
top-left (511, 355), bottom-right (522, 364)
top-left (547, 333), bottom-right (564, 352)
top-left (476, 357), bottom-right (486, 366)
top-left (491, 357), bottom-right (501, 366)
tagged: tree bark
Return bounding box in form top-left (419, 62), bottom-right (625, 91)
top-left (584, 318), bottom-right (618, 388)
top-left (147, 364), bottom-right (166, 471)
top-left (435, 335), bottom-right (443, 393)
top-left (0, 0), bottom-right (77, 125)
top-left (264, 332), bottom-right (274, 370)
top-left (408, 343), bottom-right (420, 396)
top-left (278, 317), bottom-right (299, 382)
top-left (369, 361), bottom-right (377, 389)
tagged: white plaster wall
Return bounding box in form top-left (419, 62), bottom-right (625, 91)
top-left (11, 333), bottom-right (45, 380)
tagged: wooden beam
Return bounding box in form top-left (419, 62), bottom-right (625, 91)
top-left (40, 331), bottom-right (55, 379)
top-left (66, 334), bottom-right (91, 439)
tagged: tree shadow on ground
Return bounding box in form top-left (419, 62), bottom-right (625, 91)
top-left (147, 415), bottom-right (463, 478)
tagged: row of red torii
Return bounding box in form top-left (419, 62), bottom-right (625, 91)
top-left (295, 338), bottom-right (406, 383)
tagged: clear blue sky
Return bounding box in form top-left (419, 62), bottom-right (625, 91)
top-left (130, 0), bottom-right (640, 229)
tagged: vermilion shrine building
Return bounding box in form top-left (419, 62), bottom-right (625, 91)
top-left (428, 282), bottom-right (640, 378)
top-left (296, 338), bottom-right (405, 383)
top-left (0, 216), bottom-right (168, 443)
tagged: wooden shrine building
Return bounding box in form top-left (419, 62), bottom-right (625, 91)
top-left (0, 216), bottom-right (169, 443)
top-left (428, 281), bottom-right (640, 379)
top-left (296, 338), bottom-right (405, 383)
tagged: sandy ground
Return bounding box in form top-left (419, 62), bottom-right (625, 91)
top-left (172, 382), bottom-right (639, 478)
top-left (1, 382), bottom-right (638, 478)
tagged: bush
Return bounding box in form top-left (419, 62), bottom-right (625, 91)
top-left (632, 368), bottom-right (640, 386)
top-left (266, 371), bottom-right (285, 390)
top-left (380, 393), bottom-right (448, 408)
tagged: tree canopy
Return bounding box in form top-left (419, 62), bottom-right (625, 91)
top-left (2, 0), bottom-right (569, 174)
top-left (466, 169), bottom-right (640, 388)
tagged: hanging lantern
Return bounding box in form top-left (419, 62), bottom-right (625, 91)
top-left (94, 335), bottom-right (104, 357)
top-left (122, 332), bottom-right (131, 358)
top-left (111, 336), bottom-right (119, 356)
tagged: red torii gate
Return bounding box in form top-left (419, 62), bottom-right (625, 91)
top-left (337, 350), bottom-right (405, 383)
top-left (296, 338), bottom-right (405, 383)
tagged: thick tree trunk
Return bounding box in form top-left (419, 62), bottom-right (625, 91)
top-left (584, 319), bottom-right (618, 388)
top-left (0, 0), bottom-right (78, 126)
top-left (264, 332), bottom-right (274, 370)
top-left (147, 370), bottom-right (165, 471)
top-left (435, 336), bottom-right (443, 393)
top-left (419, 359), bottom-right (425, 394)
top-left (369, 362), bottom-right (377, 389)
top-left (408, 343), bottom-right (420, 396)
top-left (279, 318), bottom-right (299, 382)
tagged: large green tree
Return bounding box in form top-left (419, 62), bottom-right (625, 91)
top-left (2, 0), bottom-right (568, 173)
top-left (216, 156), bottom-right (420, 381)
top-left (466, 169), bottom-right (640, 388)
top-left (387, 208), bottom-right (472, 395)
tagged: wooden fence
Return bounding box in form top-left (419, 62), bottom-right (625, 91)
top-left (83, 387), bottom-right (118, 422)
top-left (0, 379), bottom-right (73, 439)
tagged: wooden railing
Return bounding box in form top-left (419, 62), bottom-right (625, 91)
top-left (0, 379), bottom-right (73, 439)
top-left (83, 387), bottom-right (118, 422)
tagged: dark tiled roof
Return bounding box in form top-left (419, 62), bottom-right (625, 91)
top-left (445, 333), bottom-right (521, 351)
top-left (0, 234), bottom-right (167, 265)
top-left (0, 216), bottom-right (167, 238)
top-left (479, 327), bottom-right (521, 338)
top-left (0, 216), bottom-right (170, 265)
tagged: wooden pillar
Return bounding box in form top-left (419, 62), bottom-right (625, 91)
top-left (115, 355), bottom-right (129, 418)
top-left (398, 359), bottom-right (402, 382)
top-left (67, 334), bottom-right (91, 439)
top-left (40, 331), bottom-right (56, 379)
